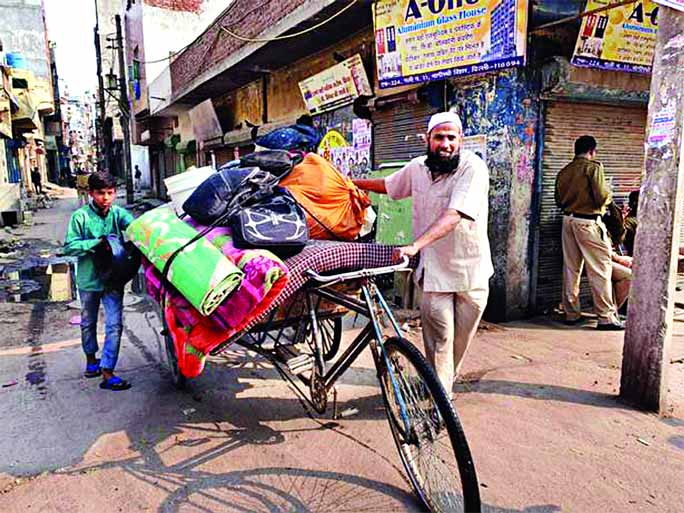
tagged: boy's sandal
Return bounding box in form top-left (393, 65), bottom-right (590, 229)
top-left (99, 376), bottom-right (131, 391)
top-left (84, 359), bottom-right (101, 378)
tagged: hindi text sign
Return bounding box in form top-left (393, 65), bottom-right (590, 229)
top-left (299, 54), bottom-right (372, 116)
top-left (373, 0), bottom-right (529, 89)
top-left (571, 0), bottom-right (659, 73)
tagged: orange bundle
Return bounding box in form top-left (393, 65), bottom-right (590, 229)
top-left (280, 153), bottom-right (371, 240)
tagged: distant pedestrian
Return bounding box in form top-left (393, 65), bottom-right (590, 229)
top-left (31, 167), bottom-right (43, 195)
top-left (75, 168), bottom-right (90, 205)
top-left (60, 167), bottom-right (71, 187)
top-left (63, 172), bottom-right (135, 391)
top-left (134, 165), bottom-right (141, 191)
top-left (555, 135), bottom-right (624, 330)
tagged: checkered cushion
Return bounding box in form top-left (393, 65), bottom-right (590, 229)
top-left (243, 241), bottom-right (400, 331)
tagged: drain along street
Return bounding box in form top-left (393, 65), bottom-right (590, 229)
top-left (1, 1), bottom-right (684, 513)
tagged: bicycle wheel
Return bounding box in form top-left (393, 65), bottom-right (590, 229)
top-left (377, 336), bottom-right (481, 513)
top-left (303, 316), bottom-right (342, 361)
top-left (162, 319), bottom-right (187, 390)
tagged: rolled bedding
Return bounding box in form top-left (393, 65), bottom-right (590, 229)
top-left (126, 204), bottom-right (243, 315)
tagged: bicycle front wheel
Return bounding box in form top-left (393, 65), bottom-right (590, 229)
top-left (377, 337), bottom-right (480, 513)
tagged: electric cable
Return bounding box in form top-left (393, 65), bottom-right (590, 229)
top-left (219, 0), bottom-right (357, 43)
top-left (134, 0), bottom-right (240, 65)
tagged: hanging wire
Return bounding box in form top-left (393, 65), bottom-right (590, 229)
top-left (133, 0), bottom-right (357, 66)
top-left (219, 0), bottom-right (357, 43)
top-left (133, 0), bottom-right (241, 65)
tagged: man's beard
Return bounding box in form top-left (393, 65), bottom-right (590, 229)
top-left (425, 145), bottom-right (460, 175)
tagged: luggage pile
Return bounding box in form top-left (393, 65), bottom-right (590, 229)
top-left (126, 149), bottom-right (375, 377)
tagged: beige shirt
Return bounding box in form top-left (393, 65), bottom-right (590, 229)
top-left (385, 151), bottom-right (493, 293)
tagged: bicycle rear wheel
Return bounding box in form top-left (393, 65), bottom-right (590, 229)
top-left (162, 319), bottom-right (187, 390)
top-left (377, 336), bottom-right (480, 512)
top-left (303, 315), bottom-right (342, 361)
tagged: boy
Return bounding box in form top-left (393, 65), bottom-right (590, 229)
top-left (63, 172), bottom-right (134, 390)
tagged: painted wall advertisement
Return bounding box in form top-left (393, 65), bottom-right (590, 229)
top-left (571, 1), bottom-right (659, 73)
top-left (299, 54), bottom-right (372, 116)
top-left (326, 119), bottom-right (373, 177)
top-left (373, 0), bottom-right (529, 89)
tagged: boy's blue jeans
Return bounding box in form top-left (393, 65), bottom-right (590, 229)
top-left (80, 289), bottom-right (124, 371)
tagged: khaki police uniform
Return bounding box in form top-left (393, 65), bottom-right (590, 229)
top-left (555, 156), bottom-right (619, 325)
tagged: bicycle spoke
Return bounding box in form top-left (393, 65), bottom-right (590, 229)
top-left (377, 338), bottom-right (479, 512)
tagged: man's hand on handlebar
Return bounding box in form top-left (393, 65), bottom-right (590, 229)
top-left (393, 244), bottom-right (418, 262)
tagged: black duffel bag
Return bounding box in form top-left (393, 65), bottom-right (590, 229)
top-left (230, 187), bottom-right (309, 258)
top-left (239, 150), bottom-right (303, 179)
top-left (182, 167), bottom-right (270, 225)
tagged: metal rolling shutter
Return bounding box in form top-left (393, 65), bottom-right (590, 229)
top-left (372, 101), bottom-right (437, 166)
top-left (535, 101), bottom-right (647, 313)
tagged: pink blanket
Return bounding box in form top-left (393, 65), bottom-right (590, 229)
top-left (144, 222), bottom-right (288, 377)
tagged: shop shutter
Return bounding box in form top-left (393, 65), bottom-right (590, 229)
top-left (213, 146), bottom-right (234, 167)
top-left (372, 100), bottom-right (437, 167)
top-left (535, 101), bottom-right (647, 313)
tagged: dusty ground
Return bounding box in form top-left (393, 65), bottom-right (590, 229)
top-left (0, 193), bottom-right (682, 513)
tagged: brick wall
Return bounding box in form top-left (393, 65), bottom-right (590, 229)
top-left (169, 0), bottom-right (308, 96)
top-left (144, 0), bottom-right (203, 13)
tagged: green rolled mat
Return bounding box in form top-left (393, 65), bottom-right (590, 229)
top-left (126, 204), bottom-right (244, 316)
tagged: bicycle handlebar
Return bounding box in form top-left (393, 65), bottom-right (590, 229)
top-left (304, 256), bottom-right (410, 284)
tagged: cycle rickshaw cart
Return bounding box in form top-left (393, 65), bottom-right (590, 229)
top-left (161, 239), bottom-right (482, 513)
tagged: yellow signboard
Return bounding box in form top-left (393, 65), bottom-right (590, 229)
top-left (0, 92), bottom-right (11, 139)
top-left (373, 0), bottom-right (529, 89)
top-left (299, 54), bottom-right (372, 116)
top-left (571, 0), bottom-right (659, 73)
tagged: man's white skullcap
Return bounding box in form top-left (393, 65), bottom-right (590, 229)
top-left (427, 111), bottom-right (462, 133)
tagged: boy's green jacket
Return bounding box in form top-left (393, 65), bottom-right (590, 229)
top-left (63, 202), bottom-right (134, 291)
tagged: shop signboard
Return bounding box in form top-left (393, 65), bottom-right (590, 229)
top-left (571, 0), bottom-right (659, 73)
top-left (0, 91), bottom-right (11, 139)
top-left (299, 54), bottom-right (372, 116)
top-left (189, 99), bottom-right (223, 143)
top-left (373, 0), bottom-right (529, 89)
top-left (653, 0), bottom-right (684, 11)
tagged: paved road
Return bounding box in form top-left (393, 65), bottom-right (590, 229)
top-left (0, 195), bottom-right (428, 512)
top-left (2, 194), bottom-right (684, 513)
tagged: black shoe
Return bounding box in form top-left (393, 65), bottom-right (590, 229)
top-left (564, 318), bottom-right (582, 326)
top-left (596, 321), bottom-right (625, 331)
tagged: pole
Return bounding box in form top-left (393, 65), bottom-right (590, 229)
top-left (620, 5), bottom-right (684, 413)
top-left (94, 15), bottom-right (107, 173)
top-left (115, 14), bottom-right (134, 204)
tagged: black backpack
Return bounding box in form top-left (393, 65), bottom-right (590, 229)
top-left (181, 165), bottom-right (309, 258)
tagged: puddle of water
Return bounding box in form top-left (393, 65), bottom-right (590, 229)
top-left (0, 261), bottom-right (75, 303)
top-left (669, 435), bottom-right (684, 450)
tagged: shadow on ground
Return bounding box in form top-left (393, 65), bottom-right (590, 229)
top-left (45, 343), bottom-right (561, 513)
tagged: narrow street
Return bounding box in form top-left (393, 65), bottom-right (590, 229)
top-left (0, 194), bottom-right (682, 512)
top-left (0, 194), bottom-right (422, 512)
top-left (2, 1), bottom-right (684, 511)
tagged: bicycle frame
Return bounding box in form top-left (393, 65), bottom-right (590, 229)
top-left (231, 257), bottom-right (414, 432)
